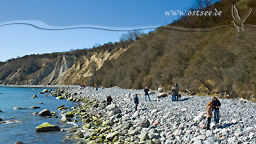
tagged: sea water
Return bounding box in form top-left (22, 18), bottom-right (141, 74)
top-left (0, 87), bottom-right (76, 144)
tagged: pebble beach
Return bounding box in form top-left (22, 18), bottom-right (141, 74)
top-left (51, 86), bottom-right (256, 144)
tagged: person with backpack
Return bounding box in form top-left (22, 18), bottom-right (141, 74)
top-left (144, 87), bottom-right (151, 102)
top-left (206, 101), bottom-right (213, 130)
top-left (212, 97), bottom-right (221, 124)
top-left (134, 94), bottom-right (139, 111)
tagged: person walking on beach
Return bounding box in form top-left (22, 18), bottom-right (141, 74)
top-left (206, 101), bottom-right (213, 130)
top-left (107, 95), bottom-right (113, 105)
top-left (212, 97), bottom-right (221, 124)
top-left (144, 87), bottom-right (150, 101)
top-left (94, 83), bottom-right (98, 91)
top-left (171, 83), bottom-right (179, 101)
top-left (134, 94), bottom-right (139, 111)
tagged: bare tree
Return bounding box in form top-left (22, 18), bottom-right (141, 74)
top-left (119, 31), bottom-right (143, 42)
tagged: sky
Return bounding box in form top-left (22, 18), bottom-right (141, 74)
top-left (0, 0), bottom-right (195, 61)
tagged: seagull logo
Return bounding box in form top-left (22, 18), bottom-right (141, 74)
top-left (232, 4), bottom-right (252, 32)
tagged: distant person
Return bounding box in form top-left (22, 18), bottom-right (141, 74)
top-left (144, 87), bottom-right (151, 102)
top-left (107, 95), bottom-right (113, 105)
top-left (171, 83), bottom-right (179, 101)
top-left (206, 101), bottom-right (213, 130)
top-left (134, 94), bottom-right (139, 111)
top-left (212, 97), bottom-right (221, 124)
top-left (94, 83), bottom-right (98, 91)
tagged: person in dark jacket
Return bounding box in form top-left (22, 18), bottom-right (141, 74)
top-left (171, 83), bottom-right (179, 101)
top-left (107, 95), bottom-right (113, 105)
top-left (134, 94), bottom-right (139, 111)
top-left (144, 87), bottom-right (151, 102)
top-left (212, 97), bottom-right (221, 124)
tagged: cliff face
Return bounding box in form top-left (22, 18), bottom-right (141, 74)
top-left (0, 48), bottom-right (126, 85)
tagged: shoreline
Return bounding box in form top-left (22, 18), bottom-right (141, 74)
top-left (0, 84), bottom-right (80, 88)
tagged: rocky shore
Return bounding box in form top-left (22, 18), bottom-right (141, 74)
top-left (41, 86), bottom-right (255, 144)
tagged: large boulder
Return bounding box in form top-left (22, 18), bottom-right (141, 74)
top-left (36, 122), bottom-right (60, 133)
top-left (38, 109), bottom-right (51, 116)
top-left (157, 93), bottom-right (167, 98)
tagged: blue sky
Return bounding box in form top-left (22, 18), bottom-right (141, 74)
top-left (0, 0), bottom-right (195, 61)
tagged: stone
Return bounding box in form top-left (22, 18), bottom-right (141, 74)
top-left (38, 109), bottom-right (51, 116)
top-left (194, 112), bottom-right (205, 122)
top-left (151, 109), bottom-right (157, 115)
top-left (36, 122), bottom-right (60, 133)
top-left (139, 119), bottom-right (150, 128)
top-left (57, 105), bottom-right (67, 110)
top-left (65, 112), bottom-right (74, 118)
top-left (112, 108), bottom-right (122, 115)
top-left (13, 107), bottom-right (26, 110)
top-left (132, 111), bottom-right (139, 118)
top-left (157, 93), bottom-right (167, 98)
top-left (152, 139), bottom-right (161, 144)
top-left (192, 135), bottom-right (206, 141)
top-left (246, 127), bottom-right (254, 132)
top-left (30, 106), bottom-right (40, 109)
top-left (67, 122), bottom-right (78, 128)
top-left (106, 104), bottom-right (116, 111)
top-left (140, 132), bottom-right (150, 142)
top-left (206, 136), bottom-right (219, 144)
top-left (249, 132), bottom-right (255, 139)
top-left (194, 140), bottom-right (202, 144)
top-left (32, 95), bottom-right (37, 98)
top-left (74, 131), bottom-right (84, 138)
top-left (102, 119), bottom-right (113, 126)
top-left (220, 129), bottom-right (227, 135)
top-left (206, 130), bottom-right (213, 137)
top-left (128, 127), bottom-right (140, 135)
top-left (153, 120), bottom-right (159, 126)
top-left (56, 96), bottom-right (64, 99)
top-left (227, 137), bottom-right (236, 143)
top-left (15, 141), bottom-right (24, 144)
top-left (173, 129), bottom-right (181, 136)
top-left (61, 115), bottom-right (71, 122)
top-left (231, 119), bottom-right (237, 123)
top-left (106, 132), bottom-right (119, 141)
top-left (0, 118), bottom-right (3, 121)
top-left (181, 108), bottom-right (188, 112)
top-left (123, 122), bottom-right (133, 130)
top-left (158, 87), bottom-right (164, 92)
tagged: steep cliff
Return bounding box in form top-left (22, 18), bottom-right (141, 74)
top-left (0, 47), bottom-right (127, 85)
